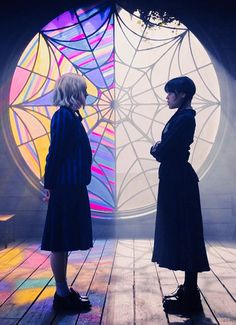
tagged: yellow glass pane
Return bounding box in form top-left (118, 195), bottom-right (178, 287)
top-left (9, 108), bottom-right (20, 145)
top-left (19, 142), bottom-right (40, 178)
top-left (34, 135), bottom-right (50, 178)
top-left (33, 34), bottom-right (50, 76)
top-left (18, 34), bottom-right (39, 70)
top-left (12, 108), bottom-right (47, 138)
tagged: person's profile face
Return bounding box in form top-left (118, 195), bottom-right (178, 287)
top-left (166, 91), bottom-right (186, 109)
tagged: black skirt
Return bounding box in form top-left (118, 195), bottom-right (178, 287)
top-left (152, 164), bottom-right (209, 272)
top-left (41, 185), bottom-right (93, 252)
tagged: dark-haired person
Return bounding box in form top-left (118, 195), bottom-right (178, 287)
top-left (150, 76), bottom-right (209, 314)
top-left (41, 73), bottom-right (93, 312)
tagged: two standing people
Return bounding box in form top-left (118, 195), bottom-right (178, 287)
top-left (41, 73), bottom-right (209, 314)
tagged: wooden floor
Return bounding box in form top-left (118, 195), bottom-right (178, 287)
top-left (0, 239), bottom-right (236, 324)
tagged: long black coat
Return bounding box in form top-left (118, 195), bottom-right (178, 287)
top-left (151, 108), bottom-right (209, 272)
top-left (41, 106), bottom-right (93, 252)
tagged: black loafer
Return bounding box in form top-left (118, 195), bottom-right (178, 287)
top-left (163, 288), bottom-right (203, 314)
top-left (70, 287), bottom-right (91, 306)
top-left (53, 291), bottom-right (91, 312)
top-left (163, 284), bottom-right (185, 302)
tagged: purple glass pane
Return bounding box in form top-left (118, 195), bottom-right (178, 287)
top-left (42, 10), bottom-right (78, 31)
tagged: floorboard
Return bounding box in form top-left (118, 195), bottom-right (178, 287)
top-left (0, 240), bottom-right (235, 324)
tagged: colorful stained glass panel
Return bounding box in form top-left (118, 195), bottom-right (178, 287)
top-left (5, 2), bottom-right (221, 219)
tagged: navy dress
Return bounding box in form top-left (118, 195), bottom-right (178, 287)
top-left (41, 106), bottom-right (93, 252)
top-left (151, 108), bottom-right (209, 272)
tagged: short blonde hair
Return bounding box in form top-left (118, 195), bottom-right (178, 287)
top-left (53, 73), bottom-right (87, 110)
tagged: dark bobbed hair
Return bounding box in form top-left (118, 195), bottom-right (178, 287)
top-left (164, 76), bottom-right (196, 101)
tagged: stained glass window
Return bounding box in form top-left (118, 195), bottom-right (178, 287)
top-left (6, 1), bottom-right (221, 219)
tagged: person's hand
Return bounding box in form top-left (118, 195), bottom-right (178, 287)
top-left (150, 141), bottom-right (160, 156)
top-left (42, 189), bottom-right (50, 203)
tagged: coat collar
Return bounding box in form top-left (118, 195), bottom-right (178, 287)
top-left (61, 106), bottom-right (83, 121)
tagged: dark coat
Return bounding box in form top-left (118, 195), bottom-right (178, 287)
top-left (44, 106), bottom-right (92, 189)
top-left (41, 106), bottom-right (93, 252)
top-left (151, 108), bottom-right (209, 272)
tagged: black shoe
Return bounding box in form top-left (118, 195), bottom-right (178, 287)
top-left (163, 284), bottom-right (185, 302)
top-left (69, 287), bottom-right (91, 306)
top-left (53, 291), bottom-right (91, 312)
top-left (163, 288), bottom-right (203, 314)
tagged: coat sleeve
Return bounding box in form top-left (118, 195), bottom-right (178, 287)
top-left (44, 109), bottom-right (72, 189)
top-left (150, 115), bottom-right (194, 162)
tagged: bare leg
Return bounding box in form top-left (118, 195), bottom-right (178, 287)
top-left (51, 251), bottom-right (70, 297)
top-left (51, 251), bottom-right (91, 311)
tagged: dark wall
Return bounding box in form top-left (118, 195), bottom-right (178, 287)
top-left (0, 0), bottom-right (236, 240)
top-left (173, 1), bottom-right (236, 240)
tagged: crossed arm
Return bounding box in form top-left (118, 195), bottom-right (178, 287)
top-left (150, 115), bottom-right (194, 162)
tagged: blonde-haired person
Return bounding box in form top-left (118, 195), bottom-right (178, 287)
top-left (41, 73), bottom-right (93, 312)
